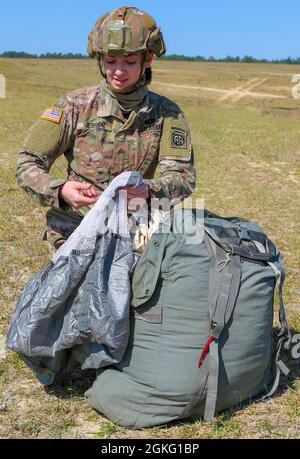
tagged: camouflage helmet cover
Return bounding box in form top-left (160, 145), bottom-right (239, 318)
top-left (87, 6), bottom-right (166, 58)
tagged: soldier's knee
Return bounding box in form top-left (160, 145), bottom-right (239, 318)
top-left (43, 208), bottom-right (81, 255)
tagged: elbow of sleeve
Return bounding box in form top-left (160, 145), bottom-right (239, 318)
top-left (189, 170), bottom-right (196, 194)
top-left (15, 165), bottom-right (27, 189)
top-left (179, 168), bottom-right (196, 199)
top-left (22, 187), bottom-right (49, 207)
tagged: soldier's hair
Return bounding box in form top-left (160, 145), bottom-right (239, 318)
top-left (145, 68), bottom-right (152, 85)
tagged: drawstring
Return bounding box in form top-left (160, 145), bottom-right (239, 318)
top-left (217, 246), bottom-right (234, 272)
top-left (217, 253), bottom-right (231, 272)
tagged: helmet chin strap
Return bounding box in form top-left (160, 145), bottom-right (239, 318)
top-left (97, 54), bottom-right (106, 79)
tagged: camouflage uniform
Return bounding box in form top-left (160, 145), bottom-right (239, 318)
top-left (15, 7), bottom-right (196, 250)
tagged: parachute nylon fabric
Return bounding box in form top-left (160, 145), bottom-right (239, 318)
top-left (6, 171), bottom-right (144, 385)
top-left (85, 209), bottom-right (291, 428)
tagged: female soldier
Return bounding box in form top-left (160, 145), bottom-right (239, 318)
top-left (16, 6), bottom-right (196, 251)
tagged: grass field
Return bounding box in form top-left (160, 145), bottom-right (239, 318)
top-left (0, 58), bottom-right (299, 439)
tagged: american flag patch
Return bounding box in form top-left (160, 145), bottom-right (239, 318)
top-left (40, 107), bottom-right (63, 123)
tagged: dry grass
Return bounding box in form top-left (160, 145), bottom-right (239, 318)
top-left (0, 58), bottom-right (299, 439)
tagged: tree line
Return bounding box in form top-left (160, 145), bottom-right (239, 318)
top-left (161, 54), bottom-right (300, 64)
top-left (1, 51), bottom-right (300, 64)
top-left (0, 51), bottom-right (89, 59)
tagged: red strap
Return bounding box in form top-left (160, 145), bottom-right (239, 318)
top-left (198, 336), bottom-right (215, 368)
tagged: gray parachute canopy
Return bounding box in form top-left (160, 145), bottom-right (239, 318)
top-left (6, 171), bottom-right (144, 385)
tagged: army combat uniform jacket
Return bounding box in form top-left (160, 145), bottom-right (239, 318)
top-left (16, 82), bottom-right (196, 249)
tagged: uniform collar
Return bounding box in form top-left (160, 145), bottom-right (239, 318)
top-left (97, 83), bottom-right (124, 120)
top-left (97, 81), bottom-right (150, 121)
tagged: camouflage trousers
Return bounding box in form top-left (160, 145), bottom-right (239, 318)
top-left (43, 207), bottom-right (83, 254)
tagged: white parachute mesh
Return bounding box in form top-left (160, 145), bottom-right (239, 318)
top-left (52, 172), bottom-right (145, 263)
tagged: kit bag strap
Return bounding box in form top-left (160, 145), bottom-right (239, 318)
top-left (202, 239), bottom-right (242, 420)
top-left (251, 242), bottom-right (292, 403)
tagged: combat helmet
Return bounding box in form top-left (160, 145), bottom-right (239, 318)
top-left (87, 6), bottom-right (166, 58)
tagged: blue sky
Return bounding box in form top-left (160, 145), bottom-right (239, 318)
top-left (1, 0), bottom-right (299, 59)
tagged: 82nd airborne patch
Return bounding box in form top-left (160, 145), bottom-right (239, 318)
top-left (171, 127), bottom-right (187, 149)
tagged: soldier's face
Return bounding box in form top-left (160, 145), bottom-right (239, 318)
top-left (104, 53), bottom-right (148, 90)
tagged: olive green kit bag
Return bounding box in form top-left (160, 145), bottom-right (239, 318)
top-left (85, 209), bottom-right (292, 428)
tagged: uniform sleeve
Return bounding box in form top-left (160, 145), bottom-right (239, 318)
top-left (143, 110), bottom-right (196, 201)
top-left (15, 95), bottom-right (76, 208)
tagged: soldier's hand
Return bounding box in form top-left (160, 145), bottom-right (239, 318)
top-left (59, 181), bottom-right (101, 209)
